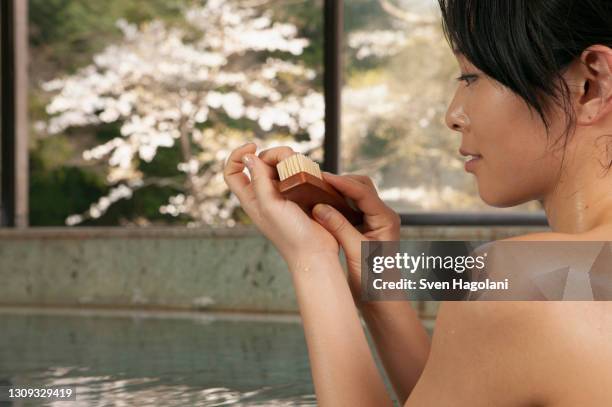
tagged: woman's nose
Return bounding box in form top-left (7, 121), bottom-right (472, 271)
top-left (445, 100), bottom-right (470, 132)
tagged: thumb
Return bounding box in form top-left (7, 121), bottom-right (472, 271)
top-left (312, 203), bottom-right (363, 258)
top-left (242, 153), bottom-right (280, 202)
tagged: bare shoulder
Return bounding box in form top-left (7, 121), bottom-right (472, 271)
top-left (408, 228), bottom-right (612, 405)
top-left (407, 302), bottom-right (612, 406)
top-left (501, 225), bottom-right (612, 241)
top-left (501, 231), bottom-right (581, 241)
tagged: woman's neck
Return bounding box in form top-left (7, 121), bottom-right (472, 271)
top-left (543, 146), bottom-right (612, 234)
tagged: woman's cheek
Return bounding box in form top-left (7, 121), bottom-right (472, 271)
top-left (476, 146), bottom-right (556, 207)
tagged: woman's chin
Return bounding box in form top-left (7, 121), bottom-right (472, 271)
top-left (477, 187), bottom-right (532, 208)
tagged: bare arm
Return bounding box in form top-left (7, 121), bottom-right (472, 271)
top-left (359, 301), bottom-right (431, 404)
top-left (313, 172), bottom-right (432, 402)
top-left (289, 253), bottom-right (394, 406)
top-left (224, 144), bottom-right (394, 406)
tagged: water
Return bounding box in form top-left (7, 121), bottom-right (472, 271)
top-left (0, 309), bottom-right (315, 406)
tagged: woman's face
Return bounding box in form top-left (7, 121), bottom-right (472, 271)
top-left (445, 54), bottom-right (568, 207)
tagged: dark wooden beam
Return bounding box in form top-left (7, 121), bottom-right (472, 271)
top-left (323, 0), bottom-right (342, 174)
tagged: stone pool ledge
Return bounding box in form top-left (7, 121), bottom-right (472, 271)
top-left (0, 226), bottom-right (548, 317)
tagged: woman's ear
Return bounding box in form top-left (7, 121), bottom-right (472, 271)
top-left (576, 45), bottom-right (612, 125)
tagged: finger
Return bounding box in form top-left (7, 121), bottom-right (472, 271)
top-left (223, 142), bottom-right (258, 202)
top-left (243, 153), bottom-right (284, 204)
top-left (312, 203), bottom-right (363, 259)
top-left (343, 174), bottom-right (377, 191)
top-left (251, 156), bottom-right (278, 180)
top-left (321, 172), bottom-right (388, 216)
top-left (258, 146), bottom-right (297, 169)
top-left (338, 175), bottom-right (399, 228)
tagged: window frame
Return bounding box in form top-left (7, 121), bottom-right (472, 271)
top-left (1, 0), bottom-right (28, 228)
top-left (1, 0), bottom-right (15, 227)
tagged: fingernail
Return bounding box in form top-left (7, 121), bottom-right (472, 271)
top-left (242, 154), bottom-right (255, 170)
top-left (240, 141), bottom-right (254, 148)
top-left (312, 203), bottom-right (331, 220)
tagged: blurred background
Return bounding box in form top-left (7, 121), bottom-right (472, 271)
top-left (0, 1), bottom-right (549, 405)
top-left (23, 0), bottom-right (541, 228)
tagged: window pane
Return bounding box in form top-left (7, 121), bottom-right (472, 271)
top-left (29, 0), bottom-right (323, 227)
top-left (342, 0), bottom-right (542, 214)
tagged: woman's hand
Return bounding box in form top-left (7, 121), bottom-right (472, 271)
top-left (225, 145), bottom-right (408, 406)
top-left (311, 172), bottom-right (401, 302)
top-left (223, 143), bottom-right (340, 269)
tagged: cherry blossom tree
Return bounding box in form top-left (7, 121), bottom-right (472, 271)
top-left (42, 0), bottom-right (324, 227)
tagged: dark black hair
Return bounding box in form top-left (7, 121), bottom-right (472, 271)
top-left (438, 0), bottom-right (612, 169)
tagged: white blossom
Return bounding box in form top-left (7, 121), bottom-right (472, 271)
top-left (348, 30), bottom-right (409, 60)
top-left (46, 1), bottom-right (323, 226)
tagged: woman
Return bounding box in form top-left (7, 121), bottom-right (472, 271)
top-left (224, 0), bottom-right (612, 405)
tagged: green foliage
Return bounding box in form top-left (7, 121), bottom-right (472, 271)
top-left (29, 139), bottom-right (106, 225)
top-left (269, 0), bottom-right (324, 88)
top-left (89, 185), bottom-right (185, 226)
top-left (139, 146), bottom-right (184, 178)
top-left (29, 0), bottom-right (189, 74)
top-left (30, 134), bottom-right (74, 170)
top-left (29, 137), bottom-right (185, 226)
top-left (94, 122), bottom-right (123, 143)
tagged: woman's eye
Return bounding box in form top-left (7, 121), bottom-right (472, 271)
top-left (456, 74), bottom-right (478, 87)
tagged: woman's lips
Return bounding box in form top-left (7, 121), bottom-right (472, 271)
top-left (464, 154), bottom-right (482, 173)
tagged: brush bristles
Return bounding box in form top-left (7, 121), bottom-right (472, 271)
top-left (276, 153), bottom-right (322, 181)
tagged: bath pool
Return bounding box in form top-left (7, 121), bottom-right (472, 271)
top-left (0, 308), bottom-right (316, 406)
